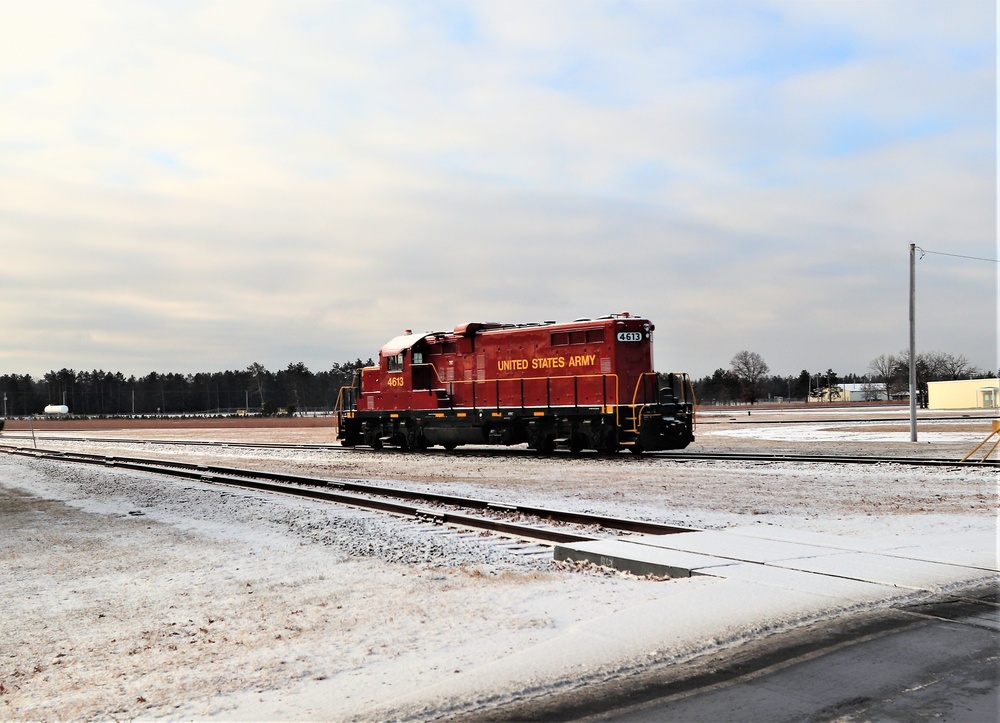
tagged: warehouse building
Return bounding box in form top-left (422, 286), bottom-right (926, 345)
top-left (805, 383), bottom-right (887, 403)
top-left (927, 378), bottom-right (1000, 410)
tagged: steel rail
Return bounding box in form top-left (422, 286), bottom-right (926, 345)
top-left (696, 414), bottom-right (999, 426)
top-left (0, 434), bottom-right (339, 450)
top-left (645, 452), bottom-right (1000, 468)
top-left (647, 451), bottom-right (1000, 467)
top-left (1, 444), bottom-right (694, 542)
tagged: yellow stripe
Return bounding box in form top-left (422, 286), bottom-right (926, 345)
top-left (533, 411), bottom-right (545, 417)
top-left (390, 413), bottom-right (399, 418)
top-left (492, 412), bottom-right (502, 417)
top-left (434, 413), bottom-right (444, 418)
top-left (457, 412), bottom-right (467, 418)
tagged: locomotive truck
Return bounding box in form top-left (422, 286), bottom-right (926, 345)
top-left (335, 313), bottom-right (695, 453)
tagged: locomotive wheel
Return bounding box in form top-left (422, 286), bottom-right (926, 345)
top-left (600, 429), bottom-right (620, 455)
top-left (443, 442), bottom-right (457, 451)
top-left (538, 434), bottom-right (556, 455)
top-left (370, 437), bottom-right (383, 450)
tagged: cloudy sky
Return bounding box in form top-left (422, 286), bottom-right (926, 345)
top-left (2, 0), bottom-right (996, 379)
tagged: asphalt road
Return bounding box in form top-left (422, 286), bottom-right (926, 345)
top-left (480, 585), bottom-right (999, 722)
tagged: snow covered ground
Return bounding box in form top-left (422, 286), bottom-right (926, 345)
top-left (1, 413), bottom-right (996, 720)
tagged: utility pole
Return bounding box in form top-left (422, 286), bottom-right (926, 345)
top-left (909, 243), bottom-right (917, 442)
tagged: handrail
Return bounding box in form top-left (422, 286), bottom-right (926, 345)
top-left (333, 370), bottom-right (362, 417)
top-left (332, 385), bottom-right (353, 416)
top-left (682, 372), bottom-right (698, 429)
top-left (626, 372), bottom-right (699, 435)
top-left (412, 364), bottom-right (620, 414)
top-left (630, 372), bottom-right (658, 407)
top-left (343, 365), bottom-right (694, 428)
top-left (623, 373), bottom-right (657, 433)
top-left (411, 362), bottom-right (447, 388)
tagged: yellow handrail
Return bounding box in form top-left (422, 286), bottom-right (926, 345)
top-left (349, 364), bottom-right (692, 423)
top-left (332, 370), bottom-right (362, 417)
top-left (626, 372), bottom-right (697, 434)
top-left (408, 364), bottom-right (622, 415)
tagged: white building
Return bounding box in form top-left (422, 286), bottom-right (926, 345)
top-left (807, 383), bottom-right (887, 403)
top-left (840, 383), bottom-right (888, 402)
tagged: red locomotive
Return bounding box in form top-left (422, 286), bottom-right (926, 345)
top-left (335, 313), bottom-right (695, 453)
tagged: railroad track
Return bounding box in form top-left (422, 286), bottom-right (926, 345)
top-left (0, 443), bottom-right (695, 546)
top-left (0, 434), bottom-right (339, 450)
top-left (2, 435), bottom-right (995, 467)
top-left (697, 413), bottom-right (998, 426)
top-left (651, 451), bottom-right (1000, 467)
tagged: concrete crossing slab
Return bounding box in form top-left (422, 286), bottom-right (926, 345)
top-left (873, 544), bottom-right (999, 571)
top-left (721, 525), bottom-right (927, 553)
top-left (725, 525), bottom-right (997, 568)
top-left (633, 530), bottom-right (847, 565)
top-left (770, 551), bottom-right (989, 590)
top-left (553, 538), bottom-right (737, 578)
top-left (555, 527), bottom-right (994, 590)
top-left (690, 561), bottom-right (899, 600)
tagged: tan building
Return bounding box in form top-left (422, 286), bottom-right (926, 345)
top-left (927, 378), bottom-right (999, 410)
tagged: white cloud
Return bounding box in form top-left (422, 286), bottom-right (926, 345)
top-left (0, 0), bottom-right (994, 378)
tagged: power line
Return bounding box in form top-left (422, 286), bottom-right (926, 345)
top-left (914, 246), bottom-right (999, 263)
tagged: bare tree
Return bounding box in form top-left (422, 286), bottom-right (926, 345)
top-left (247, 362), bottom-right (268, 408)
top-left (861, 379), bottom-right (884, 401)
top-left (925, 351), bottom-right (974, 380)
top-left (730, 350), bottom-right (770, 404)
top-left (893, 350), bottom-right (938, 408)
top-left (868, 354), bottom-right (897, 401)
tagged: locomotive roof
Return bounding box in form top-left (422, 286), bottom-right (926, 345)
top-left (471, 314), bottom-right (647, 334)
top-left (380, 333), bottom-right (430, 356)
top-left (379, 314), bottom-right (647, 356)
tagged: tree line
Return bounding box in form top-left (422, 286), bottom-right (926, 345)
top-left (694, 350), bottom-right (995, 406)
top-left (0, 360), bottom-right (373, 417)
top-left (2, 348), bottom-right (993, 416)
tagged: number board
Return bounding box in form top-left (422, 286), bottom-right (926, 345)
top-left (616, 331), bottom-right (643, 343)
